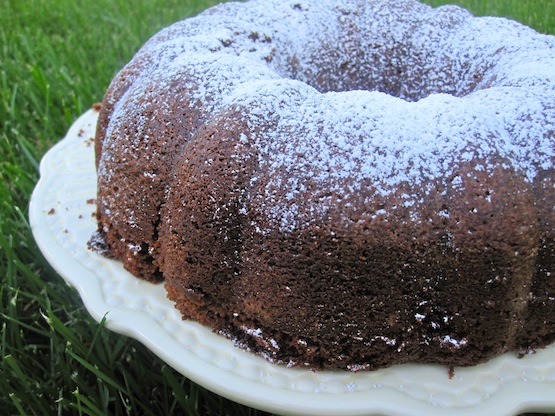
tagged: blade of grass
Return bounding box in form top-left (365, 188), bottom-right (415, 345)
top-left (65, 349), bottom-right (128, 398)
top-left (71, 387), bottom-right (106, 416)
top-left (8, 393), bottom-right (27, 416)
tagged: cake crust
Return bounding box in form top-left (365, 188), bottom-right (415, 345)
top-left (92, 0), bottom-right (555, 370)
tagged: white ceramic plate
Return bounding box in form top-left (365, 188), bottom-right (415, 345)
top-left (30, 109), bottom-right (555, 416)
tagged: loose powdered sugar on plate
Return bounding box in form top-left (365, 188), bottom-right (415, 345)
top-left (30, 108), bottom-right (555, 416)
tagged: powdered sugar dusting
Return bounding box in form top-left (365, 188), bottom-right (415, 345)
top-left (97, 0), bottom-right (555, 234)
top-left (440, 335), bottom-right (469, 350)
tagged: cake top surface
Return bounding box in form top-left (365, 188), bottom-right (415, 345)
top-left (99, 0), bottom-right (555, 232)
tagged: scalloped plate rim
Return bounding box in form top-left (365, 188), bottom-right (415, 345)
top-left (29, 109), bottom-right (555, 416)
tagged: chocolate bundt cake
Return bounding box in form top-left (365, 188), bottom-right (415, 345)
top-left (91, 0), bottom-right (555, 371)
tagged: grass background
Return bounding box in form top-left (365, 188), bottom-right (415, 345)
top-left (1, 0), bottom-right (554, 414)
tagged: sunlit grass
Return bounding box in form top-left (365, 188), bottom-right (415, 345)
top-left (425, 0), bottom-right (555, 34)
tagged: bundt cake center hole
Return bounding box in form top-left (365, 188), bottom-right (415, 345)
top-left (296, 62), bottom-right (474, 102)
top-left (279, 38), bottom-right (480, 101)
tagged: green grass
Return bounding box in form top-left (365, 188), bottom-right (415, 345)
top-left (425, 0), bottom-right (555, 32)
top-left (1, 0), bottom-right (553, 415)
